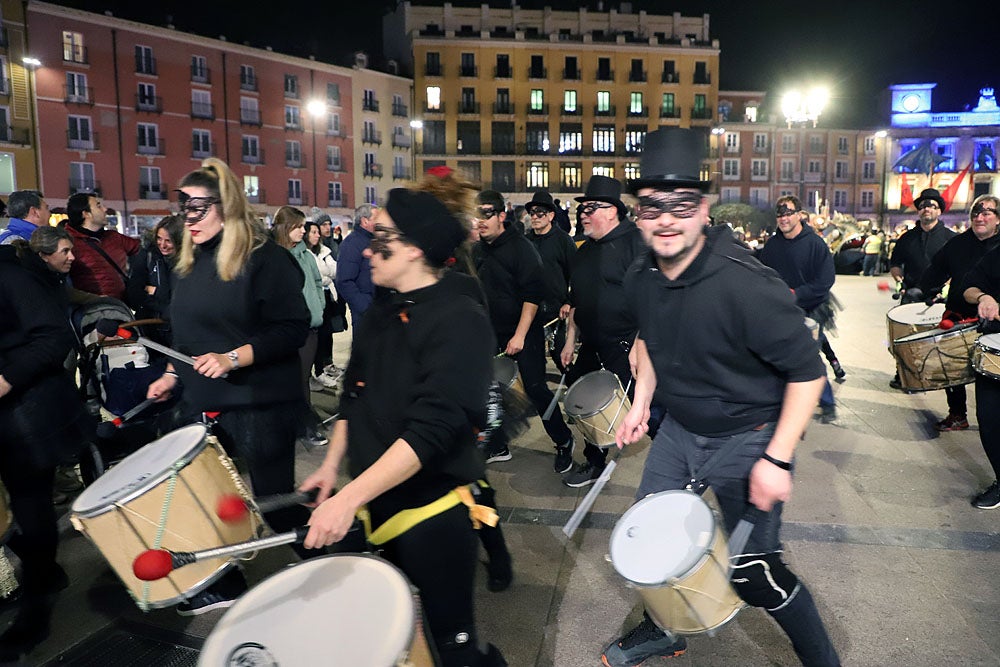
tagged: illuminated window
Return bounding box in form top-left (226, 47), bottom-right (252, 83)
top-left (593, 125), bottom-right (615, 153)
top-left (560, 163), bottom-right (582, 190)
top-left (530, 89), bottom-right (544, 111)
top-left (661, 93), bottom-right (676, 117)
top-left (244, 175), bottom-right (259, 197)
top-left (629, 92), bottom-right (643, 114)
top-left (426, 86), bottom-right (441, 111)
top-left (625, 127), bottom-right (645, 153)
top-left (745, 105), bottom-right (758, 123)
top-left (63, 31), bottom-right (85, 63)
top-left (559, 124), bottom-right (582, 154)
top-left (597, 91), bottom-right (611, 113)
top-left (563, 90), bottom-right (577, 113)
top-left (592, 164), bottom-right (614, 178)
top-left (624, 162), bottom-right (640, 180)
top-left (527, 162), bottom-right (549, 188)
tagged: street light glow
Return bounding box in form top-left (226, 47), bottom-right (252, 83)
top-left (306, 99), bottom-right (327, 117)
top-left (409, 119), bottom-right (423, 129)
top-left (782, 86), bottom-right (829, 127)
top-left (874, 130), bottom-right (888, 138)
top-left (22, 56), bottom-right (41, 67)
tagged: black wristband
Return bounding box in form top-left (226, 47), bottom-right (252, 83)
top-left (761, 452), bottom-right (792, 471)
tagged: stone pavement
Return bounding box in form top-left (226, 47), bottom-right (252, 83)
top-left (11, 274), bottom-right (1000, 666)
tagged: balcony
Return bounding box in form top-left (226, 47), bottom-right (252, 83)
top-left (491, 142), bottom-right (516, 155)
top-left (690, 107), bottom-right (713, 120)
top-left (63, 46), bottom-right (88, 65)
top-left (660, 108), bottom-right (681, 119)
top-left (527, 104), bottom-right (550, 115)
top-left (527, 67), bottom-right (547, 80)
top-left (63, 85), bottom-right (93, 105)
top-left (493, 102), bottom-right (513, 115)
top-left (459, 65), bottom-right (478, 78)
top-left (242, 148), bottom-right (265, 165)
top-left (594, 105), bottom-right (616, 117)
top-left (524, 142), bottom-right (550, 156)
top-left (191, 65), bottom-right (211, 84)
top-left (328, 194), bottom-right (348, 208)
top-left (860, 174), bottom-right (878, 184)
top-left (423, 103), bottom-right (445, 114)
top-left (326, 126), bottom-right (345, 138)
top-left (628, 70), bottom-right (647, 83)
top-left (392, 102), bottom-right (408, 117)
top-left (135, 94), bottom-right (163, 113)
top-left (137, 137), bottom-right (165, 156)
top-left (139, 183), bottom-right (166, 200)
top-left (458, 102), bottom-right (480, 115)
top-left (725, 145), bottom-right (740, 154)
top-left (803, 172), bottom-right (825, 183)
top-left (693, 73), bottom-right (712, 85)
top-left (191, 101), bottom-right (215, 120)
top-left (0, 126), bottom-right (30, 146)
top-left (240, 76), bottom-right (258, 92)
top-left (284, 87), bottom-right (299, 101)
top-left (66, 130), bottom-right (99, 151)
top-left (68, 178), bottom-right (101, 195)
top-left (833, 172), bottom-right (854, 183)
top-left (425, 63), bottom-right (442, 77)
top-left (0, 77), bottom-right (9, 95)
top-left (563, 68), bottom-right (581, 81)
top-left (191, 141), bottom-right (215, 159)
top-left (751, 172), bottom-right (769, 182)
top-left (240, 109), bottom-right (262, 126)
top-left (326, 158), bottom-right (344, 172)
top-left (364, 163), bottom-right (383, 178)
top-left (752, 143), bottom-right (771, 154)
top-left (494, 66), bottom-right (512, 79)
top-left (391, 134), bottom-right (411, 148)
top-left (561, 106), bottom-right (581, 116)
top-left (362, 98), bottom-right (380, 113)
top-left (246, 188), bottom-right (266, 204)
top-left (362, 129), bottom-right (382, 145)
top-left (808, 144), bottom-right (827, 155)
top-left (393, 167), bottom-right (412, 180)
top-left (661, 71), bottom-right (678, 84)
top-left (286, 153), bottom-right (306, 169)
top-left (285, 119), bottom-right (304, 132)
top-left (596, 70), bottom-right (614, 82)
top-left (135, 57), bottom-right (157, 76)
top-left (627, 106), bottom-right (649, 118)
top-left (287, 191), bottom-right (307, 206)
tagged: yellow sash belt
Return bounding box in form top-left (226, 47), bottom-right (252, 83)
top-left (358, 482), bottom-right (499, 546)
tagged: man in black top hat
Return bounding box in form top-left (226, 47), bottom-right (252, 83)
top-left (558, 175), bottom-right (650, 488)
top-left (472, 190), bottom-right (575, 474)
top-left (525, 189), bottom-right (576, 373)
top-left (602, 128), bottom-right (839, 667)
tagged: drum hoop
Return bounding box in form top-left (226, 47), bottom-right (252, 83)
top-left (71, 424), bottom-right (210, 518)
top-left (564, 371), bottom-right (624, 419)
top-left (886, 303), bottom-right (944, 325)
top-left (977, 335), bottom-right (1000, 355)
top-left (894, 323), bottom-right (978, 345)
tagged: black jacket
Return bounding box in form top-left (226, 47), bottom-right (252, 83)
top-left (920, 230), bottom-right (1000, 318)
top-left (527, 226), bottom-right (576, 318)
top-left (758, 225), bottom-right (835, 311)
top-left (890, 222), bottom-right (955, 288)
top-left (473, 228), bottom-right (545, 341)
top-left (341, 278), bottom-right (494, 523)
top-left (170, 236), bottom-right (309, 411)
top-left (626, 225), bottom-right (825, 437)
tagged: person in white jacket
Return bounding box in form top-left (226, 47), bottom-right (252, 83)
top-left (305, 221), bottom-right (344, 390)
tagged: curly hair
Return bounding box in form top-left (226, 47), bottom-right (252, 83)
top-left (411, 167), bottom-right (480, 274)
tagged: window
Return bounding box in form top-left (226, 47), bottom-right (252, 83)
top-left (526, 162), bottom-right (548, 188)
top-left (624, 163), bottom-right (640, 181)
top-left (662, 60), bottom-right (676, 83)
top-left (934, 140), bottom-right (956, 171)
top-left (526, 122), bottom-right (549, 154)
top-left (137, 82), bottom-right (157, 111)
top-left (393, 155), bottom-right (408, 180)
top-left (244, 175), bottom-right (260, 198)
top-left (191, 55), bottom-right (208, 82)
top-left (284, 74), bottom-right (298, 98)
top-left (563, 90), bottom-right (577, 114)
top-left (564, 56), bottom-right (579, 80)
top-left (751, 159), bottom-right (768, 178)
top-left (240, 64), bottom-right (256, 90)
top-left (363, 89), bottom-right (377, 112)
top-left (781, 159), bottom-right (794, 180)
top-left (861, 191), bottom-right (874, 209)
top-left (288, 179), bottom-right (303, 204)
top-left (560, 163), bottom-right (582, 190)
top-left (460, 53), bottom-right (476, 77)
top-left (67, 116), bottom-right (94, 148)
top-left (63, 31), bottom-right (86, 63)
top-left (629, 59), bottom-right (645, 82)
top-left (694, 61), bottom-right (709, 84)
top-left (392, 94), bottom-right (406, 116)
top-left (139, 166), bottom-right (162, 199)
top-left (720, 187), bottom-right (740, 203)
top-left (833, 190), bottom-right (847, 208)
top-left (725, 132), bottom-right (739, 152)
top-left (495, 54), bottom-right (511, 78)
top-left (749, 188), bottom-right (769, 208)
top-left (65, 72), bottom-right (88, 102)
top-left (426, 86), bottom-right (441, 111)
top-left (457, 121), bottom-right (480, 154)
top-left (753, 133), bottom-right (768, 151)
top-left (530, 89), bottom-right (544, 112)
top-left (286, 140), bottom-right (302, 167)
top-left (135, 45), bottom-right (155, 75)
top-left (327, 113), bottom-right (340, 135)
top-left (425, 52), bottom-right (441, 76)
top-left (807, 160), bottom-right (822, 174)
top-left (192, 89), bottom-right (212, 119)
top-left (862, 161), bottom-right (876, 180)
top-left (835, 161), bottom-right (848, 179)
top-left (492, 122), bottom-right (515, 154)
top-left (285, 105), bottom-right (301, 130)
top-left (192, 129), bottom-right (212, 157)
top-left (69, 162), bottom-right (95, 192)
top-left (629, 92), bottom-right (643, 115)
top-left (592, 164), bottom-right (614, 178)
top-left (137, 123), bottom-right (159, 154)
top-left (327, 145), bottom-right (341, 170)
top-left (838, 136), bottom-right (849, 154)
top-left (693, 94), bottom-right (707, 118)
top-left (781, 134), bottom-right (796, 152)
top-left (625, 126), bottom-right (645, 153)
top-left (593, 125), bottom-right (615, 153)
top-left (558, 123), bottom-right (582, 154)
top-left (240, 97), bottom-right (260, 125)
top-left (460, 87), bottom-right (476, 114)
top-left (495, 88), bottom-right (511, 114)
top-left (976, 141), bottom-right (996, 171)
top-left (457, 161), bottom-right (480, 184)
top-left (723, 159), bottom-right (739, 179)
top-left (327, 83), bottom-right (341, 104)
top-left (242, 135), bottom-right (261, 162)
top-left (492, 162), bottom-right (515, 190)
top-left (423, 121), bottom-right (445, 154)
top-left (807, 191), bottom-right (818, 208)
top-left (328, 181), bottom-right (343, 206)
top-left (809, 135), bottom-right (824, 153)
top-left (864, 136), bottom-right (877, 155)
top-left (365, 186), bottom-right (377, 205)
top-left (597, 57), bottom-right (612, 81)
top-left (661, 93), bottom-right (676, 117)
top-left (529, 55), bottom-right (545, 78)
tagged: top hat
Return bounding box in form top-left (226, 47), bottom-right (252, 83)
top-left (627, 128), bottom-right (711, 194)
top-left (575, 175), bottom-right (627, 215)
top-left (913, 188), bottom-right (946, 211)
top-left (526, 189), bottom-right (556, 213)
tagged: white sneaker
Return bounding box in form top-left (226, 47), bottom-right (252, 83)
top-left (316, 372), bottom-right (341, 389)
top-left (308, 376), bottom-right (326, 392)
top-left (323, 363), bottom-right (343, 376)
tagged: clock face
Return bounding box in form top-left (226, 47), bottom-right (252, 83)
top-left (901, 93), bottom-right (921, 112)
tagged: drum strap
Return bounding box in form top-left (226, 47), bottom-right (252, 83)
top-left (360, 484), bottom-right (499, 546)
top-left (685, 427), bottom-right (768, 495)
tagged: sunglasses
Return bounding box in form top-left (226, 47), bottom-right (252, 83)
top-left (972, 204), bottom-right (998, 217)
top-left (636, 192), bottom-right (702, 220)
top-left (579, 202), bottom-right (615, 216)
top-left (475, 207), bottom-right (499, 220)
top-left (917, 201), bottom-right (940, 210)
top-left (176, 192), bottom-right (220, 223)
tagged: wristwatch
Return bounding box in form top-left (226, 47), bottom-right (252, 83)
top-left (226, 350), bottom-right (240, 370)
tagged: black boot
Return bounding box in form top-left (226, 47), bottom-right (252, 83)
top-left (0, 596), bottom-right (53, 660)
top-left (479, 524), bottom-right (513, 592)
top-left (768, 584), bottom-right (840, 666)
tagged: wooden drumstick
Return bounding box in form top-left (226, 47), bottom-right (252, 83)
top-left (562, 445), bottom-right (624, 539)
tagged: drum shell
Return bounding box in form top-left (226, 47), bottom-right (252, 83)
top-left (973, 334), bottom-right (1000, 380)
top-left (893, 324), bottom-right (977, 391)
top-left (886, 303), bottom-right (945, 351)
top-left (70, 427), bottom-right (261, 608)
top-left (492, 356), bottom-right (525, 396)
top-left (563, 371), bottom-right (630, 448)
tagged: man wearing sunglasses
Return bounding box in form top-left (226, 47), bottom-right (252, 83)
top-left (472, 190), bottom-right (575, 472)
top-left (918, 195), bottom-right (1000, 436)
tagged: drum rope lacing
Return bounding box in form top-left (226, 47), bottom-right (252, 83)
top-left (136, 459), bottom-right (186, 610)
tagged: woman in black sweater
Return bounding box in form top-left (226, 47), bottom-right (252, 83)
top-left (126, 215), bottom-right (183, 345)
top-left (146, 158), bottom-right (311, 615)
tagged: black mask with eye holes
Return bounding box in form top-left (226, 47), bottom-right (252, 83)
top-left (637, 191), bottom-right (702, 220)
top-left (176, 191), bottom-right (220, 223)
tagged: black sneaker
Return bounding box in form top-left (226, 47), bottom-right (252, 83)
top-left (831, 359), bottom-right (846, 379)
top-left (486, 553), bottom-right (513, 592)
top-left (889, 375), bottom-right (902, 390)
top-left (554, 437), bottom-right (574, 474)
top-left (972, 481), bottom-right (1000, 510)
top-left (601, 616), bottom-right (687, 667)
top-left (486, 445), bottom-right (512, 464)
top-left (563, 461), bottom-right (604, 488)
top-left (935, 414), bottom-right (970, 432)
top-left (819, 404), bottom-right (837, 424)
top-left (177, 568), bottom-right (247, 616)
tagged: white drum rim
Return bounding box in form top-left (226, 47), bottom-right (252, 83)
top-left (563, 369), bottom-right (622, 419)
top-left (610, 490), bottom-right (717, 587)
top-left (977, 333), bottom-right (1000, 354)
top-left (894, 322), bottom-right (978, 345)
top-left (198, 553), bottom-right (416, 666)
top-left (71, 423), bottom-right (209, 517)
top-left (886, 302), bottom-right (945, 325)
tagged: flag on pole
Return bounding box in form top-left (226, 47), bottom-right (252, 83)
top-left (939, 163), bottom-right (971, 212)
top-left (900, 173), bottom-right (915, 209)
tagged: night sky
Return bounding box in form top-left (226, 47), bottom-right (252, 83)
top-left (51, 0), bottom-right (995, 128)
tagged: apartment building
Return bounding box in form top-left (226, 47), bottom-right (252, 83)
top-left (384, 1), bottom-right (719, 197)
top-left (0, 0), bottom-right (40, 194)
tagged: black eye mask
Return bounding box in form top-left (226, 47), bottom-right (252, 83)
top-left (637, 192), bottom-right (702, 220)
top-left (176, 192), bottom-right (220, 223)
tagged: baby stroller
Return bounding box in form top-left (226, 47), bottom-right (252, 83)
top-left (71, 297), bottom-right (174, 483)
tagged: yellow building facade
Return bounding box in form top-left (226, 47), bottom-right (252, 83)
top-left (0, 0), bottom-right (41, 195)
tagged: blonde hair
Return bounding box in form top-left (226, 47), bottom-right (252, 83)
top-left (271, 206), bottom-right (306, 249)
top-left (175, 158), bottom-right (267, 281)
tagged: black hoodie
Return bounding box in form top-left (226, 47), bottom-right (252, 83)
top-left (625, 225), bottom-right (825, 437)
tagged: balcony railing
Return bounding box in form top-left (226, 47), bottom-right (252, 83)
top-left (191, 102), bottom-right (215, 120)
top-left (423, 103), bottom-right (445, 114)
top-left (287, 191), bottom-right (307, 206)
top-left (240, 109), bottom-right (262, 126)
top-left (627, 106), bottom-right (648, 118)
top-left (527, 104), bottom-right (549, 115)
top-left (63, 46), bottom-right (89, 64)
top-left (563, 68), bottom-right (581, 81)
top-left (803, 172), bottom-right (825, 183)
top-left (458, 102), bottom-right (480, 115)
top-left (752, 143), bottom-right (771, 154)
top-left (491, 142), bottom-right (516, 155)
top-left (364, 163), bottom-right (383, 178)
top-left (0, 126), bottom-right (31, 146)
top-left (494, 66), bottom-right (512, 79)
top-left (284, 87), bottom-right (299, 100)
top-left (285, 119), bottom-right (303, 131)
top-left (242, 148), bottom-right (265, 165)
top-left (328, 194), bottom-right (348, 208)
top-left (833, 172), bottom-right (854, 183)
top-left (63, 85), bottom-right (93, 105)
top-left (493, 102), bottom-right (513, 114)
top-left (241, 75), bottom-right (258, 91)
top-left (661, 71), bottom-right (678, 84)
top-left (362, 130), bottom-right (383, 145)
top-left (725, 145), bottom-right (740, 154)
top-left (594, 105), bottom-right (616, 117)
top-left (596, 70), bottom-right (614, 82)
top-left (135, 94), bottom-right (163, 113)
top-left (393, 167), bottom-right (412, 180)
top-left (459, 65), bottom-right (478, 77)
top-left (246, 188), bottom-right (266, 204)
top-left (561, 106), bottom-right (581, 116)
top-left (660, 108), bottom-right (681, 119)
top-left (391, 134), bottom-right (411, 148)
top-left (693, 73), bottom-right (711, 85)
top-left (135, 56), bottom-right (157, 76)
top-left (425, 63), bottom-right (442, 77)
top-left (392, 103), bottom-right (408, 117)
top-left (191, 65), bottom-right (211, 84)
top-left (66, 130), bottom-right (99, 151)
top-left (326, 158), bottom-right (344, 172)
top-left (628, 70), bottom-right (647, 82)
top-left (139, 183), bottom-right (166, 200)
top-left (362, 99), bottom-right (380, 112)
top-left (191, 141), bottom-right (215, 159)
top-left (68, 178), bottom-right (101, 194)
top-left (327, 126), bottom-right (345, 138)
top-left (527, 67), bottom-right (547, 79)
top-left (690, 107), bottom-right (713, 120)
top-left (137, 137), bottom-right (165, 156)
top-left (286, 153), bottom-right (306, 168)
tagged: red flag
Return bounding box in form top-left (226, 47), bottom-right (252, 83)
top-left (900, 173), bottom-right (914, 209)
top-left (939, 163), bottom-right (971, 212)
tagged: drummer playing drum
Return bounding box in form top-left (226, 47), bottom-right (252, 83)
top-left (604, 128), bottom-right (840, 667)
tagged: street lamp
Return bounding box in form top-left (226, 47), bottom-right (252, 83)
top-left (409, 119), bottom-right (423, 179)
top-left (307, 98), bottom-right (327, 208)
top-left (874, 130), bottom-right (889, 230)
top-left (22, 56), bottom-right (42, 191)
top-left (782, 87), bottom-right (829, 205)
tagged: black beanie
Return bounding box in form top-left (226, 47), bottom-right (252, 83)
top-left (385, 188), bottom-right (466, 267)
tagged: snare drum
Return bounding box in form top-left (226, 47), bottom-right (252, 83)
top-left (70, 424), bottom-right (262, 609)
top-left (610, 491), bottom-right (743, 635)
top-left (973, 333), bottom-right (1000, 380)
top-left (886, 302), bottom-right (945, 349)
top-left (563, 370), bottom-right (631, 448)
top-left (892, 323), bottom-right (978, 391)
top-left (493, 355), bottom-right (525, 397)
top-left (199, 554), bottom-right (435, 667)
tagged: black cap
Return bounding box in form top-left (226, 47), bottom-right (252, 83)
top-left (385, 188), bottom-right (466, 267)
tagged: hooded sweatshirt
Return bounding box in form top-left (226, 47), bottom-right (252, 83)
top-left (757, 224), bottom-right (834, 311)
top-left (626, 225), bottom-right (825, 436)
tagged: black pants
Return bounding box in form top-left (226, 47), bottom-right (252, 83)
top-left (0, 465), bottom-right (58, 593)
top-left (945, 384), bottom-right (967, 417)
top-left (380, 503), bottom-right (482, 667)
top-left (503, 324), bottom-right (572, 448)
top-left (975, 375), bottom-right (1000, 479)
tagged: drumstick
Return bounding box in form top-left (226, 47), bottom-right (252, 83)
top-left (604, 376), bottom-right (634, 435)
top-left (542, 365), bottom-right (570, 421)
top-left (726, 507), bottom-right (767, 572)
top-left (562, 445), bottom-right (624, 539)
top-left (132, 527), bottom-right (310, 581)
top-left (96, 319), bottom-right (228, 378)
top-left (95, 397), bottom-right (158, 439)
top-left (216, 489), bottom-right (320, 523)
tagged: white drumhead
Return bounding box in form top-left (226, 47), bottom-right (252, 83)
top-left (563, 370), bottom-right (620, 418)
top-left (887, 302), bottom-right (944, 326)
top-left (198, 554), bottom-right (415, 666)
top-left (895, 321), bottom-right (976, 344)
top-left (610, 491), bottom-right (715, 586)
top-left (979, 333), bottom-right (1000, 353)
top-left (72, 423), bottom-right (208, 515)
